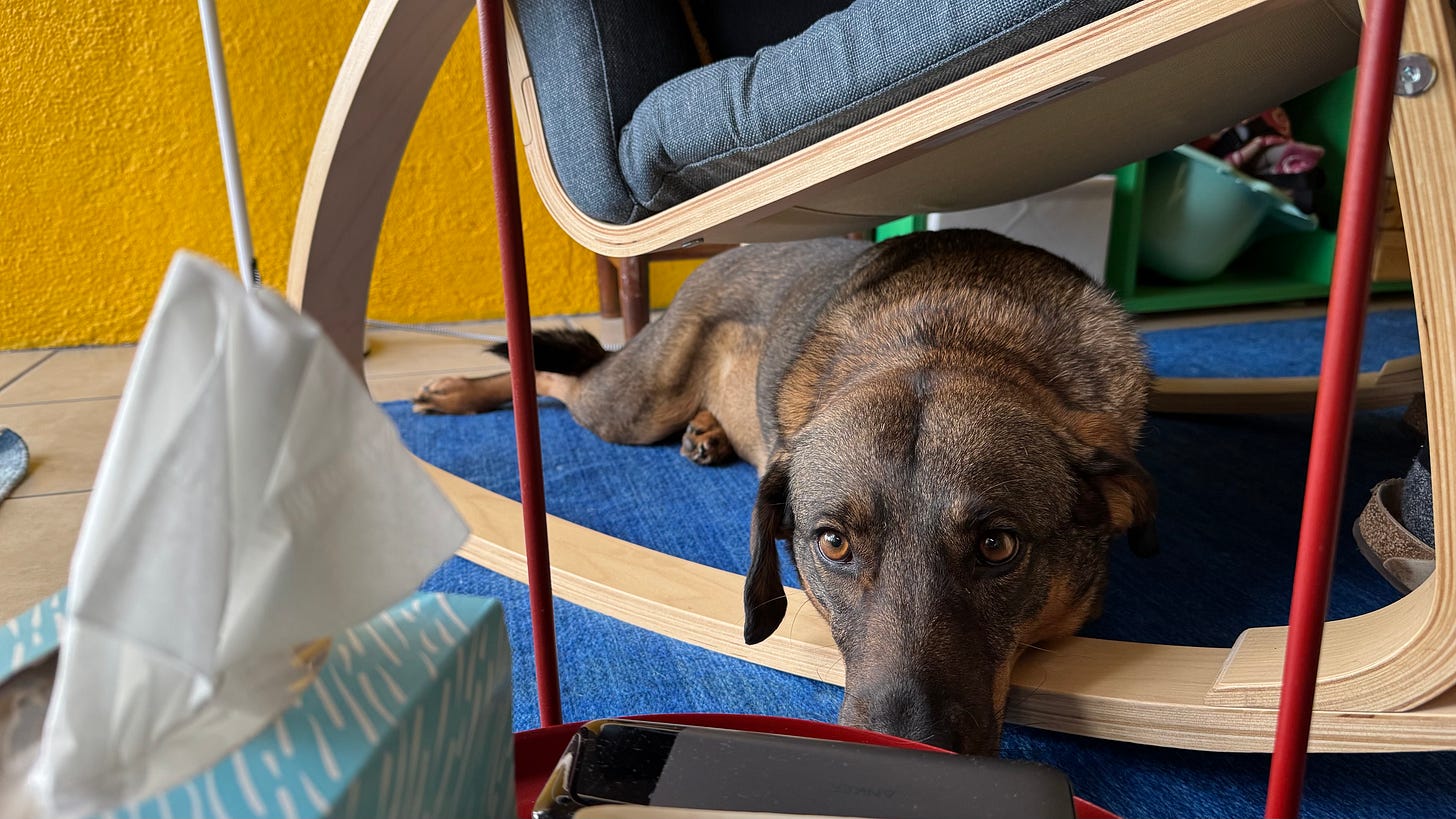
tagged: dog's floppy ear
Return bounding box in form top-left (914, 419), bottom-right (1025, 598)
top-left (1060, 410), bottom-right (1159, 557)
top-left (744, 455), bottom-right (793, 644)
top-left (1078, 448), bottom-right (1159, 557)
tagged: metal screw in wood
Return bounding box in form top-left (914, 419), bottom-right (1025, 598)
top-left (1397, 53), bottom-right (1437, 96)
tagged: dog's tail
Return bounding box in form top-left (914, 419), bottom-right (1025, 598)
top-left (488, 327), bottom-right (608, 376)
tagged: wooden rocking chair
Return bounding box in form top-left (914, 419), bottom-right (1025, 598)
top-left (288, 0), bottom-right (1456, 812)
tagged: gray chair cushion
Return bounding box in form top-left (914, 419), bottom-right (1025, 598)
top-left (686, 0), bottom-right (854, 60)
top-left (514, 0), bottom-right (845, 225)
top-left (513, 0), bottom-right (702, 225)
top-left (618, 0), bottom-right (1142, 219)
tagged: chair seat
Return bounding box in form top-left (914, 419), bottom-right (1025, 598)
top-left (619, 0), bottom-right (1142, 220)
top-left (516, 0), bottom-right (1142, 226)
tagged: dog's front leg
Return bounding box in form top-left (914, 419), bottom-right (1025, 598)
top-left (680, 409), bottom-right (737, 465)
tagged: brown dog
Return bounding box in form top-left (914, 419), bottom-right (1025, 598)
top-left (414, 230), bottom-right (1156, 755)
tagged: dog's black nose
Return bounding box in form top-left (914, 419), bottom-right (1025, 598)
top-left (844, 679), bottom-right (958, 751)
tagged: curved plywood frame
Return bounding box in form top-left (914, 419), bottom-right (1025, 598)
top-left (1206, 0), bottom-right (1456, 711)
top-left (288, 0), bottom-right (475, 370)
top-left (1150, 355), bottom-right (1423, 415)
top-left (502, 0), bottom-right (1364, 257)
top-left (288, 0), bottom-right (1456, 749)
top-left (429, 463), bottom-right (1456, 753)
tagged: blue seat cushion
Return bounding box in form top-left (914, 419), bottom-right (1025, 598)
top-left (617, 0), bottom-right (1142, 220)
top-left (513, 0), bottom-right (847, 225)
top-left (513, 0), bottom-right (703, 226)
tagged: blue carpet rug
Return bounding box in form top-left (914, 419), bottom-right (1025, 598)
top-left (393, 308), bottom-right (1454, 818)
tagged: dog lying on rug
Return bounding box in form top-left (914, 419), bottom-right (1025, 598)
top-left (414, 230), bottom-right (1156, 754)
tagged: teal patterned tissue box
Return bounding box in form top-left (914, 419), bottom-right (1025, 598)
top-left (0, 591), bottom-right (513, 819)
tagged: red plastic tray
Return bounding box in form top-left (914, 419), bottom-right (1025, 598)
top-left (514, 713), bottom-right (1117, 819)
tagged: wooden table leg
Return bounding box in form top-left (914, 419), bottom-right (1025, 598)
top-left (595, 254), bottom-right (622, 319)
top-left (619, 255), bottom-right (650, 340)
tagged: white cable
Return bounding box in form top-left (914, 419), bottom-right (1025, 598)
top-left (197, 0), bottom-right (260, 288)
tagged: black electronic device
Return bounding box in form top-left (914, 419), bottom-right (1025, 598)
top-left (533, 719), bottom-right (1077, 819)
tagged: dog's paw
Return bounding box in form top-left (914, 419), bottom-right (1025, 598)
top-left (413, 375), bottom-right (489, 415)
top-left (680, 410), bottom-right (736, 466)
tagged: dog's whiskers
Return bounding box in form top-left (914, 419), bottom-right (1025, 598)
top-left (1002, 659), bottom-right (1051, 732)
top-left (786, 596), bottom-right (844, 684)
top-left (747, 597), bottom-right (785, 614)
top-left (1001, 645), bottom-right (1056, 732)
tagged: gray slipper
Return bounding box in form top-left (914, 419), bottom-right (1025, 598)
top-left (0, 428), bottom-right (29, 502)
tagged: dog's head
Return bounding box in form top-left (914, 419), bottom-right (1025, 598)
top-left (743, 357), bottom-right (1154, 755)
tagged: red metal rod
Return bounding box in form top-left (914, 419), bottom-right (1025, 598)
top-left (476, 0), bottom-right (563, 727)
top-left (1264, 0), bottom-right (1406, 814)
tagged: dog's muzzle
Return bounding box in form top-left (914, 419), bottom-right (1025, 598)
top-left (839, 675), bottom-right (1001, 756)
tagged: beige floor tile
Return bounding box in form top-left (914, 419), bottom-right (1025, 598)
top-left (367, 365), bottom-right (509, 403)
top-left (0, 399), bottom-right (117, 498)
top-left (0, 346), bottom-right (135, 406)
top-left (361, 318), bottom-right (570, 377)
top-left (0, 493), bottom-right (87, 621)
top-left (362, 332), bottom-right (494, 378)
top-left (0, 350), bottom-right (53, 393)
top-left (361, 321), bottom-right (509, 377)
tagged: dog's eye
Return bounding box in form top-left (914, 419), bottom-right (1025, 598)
top-left (976, 531), bottom-right (1020, 566)
top-left (816, 530), bottom-right (851, 563)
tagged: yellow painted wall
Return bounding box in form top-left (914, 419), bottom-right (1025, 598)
top-left (0, 1), bottom-right (694, 351)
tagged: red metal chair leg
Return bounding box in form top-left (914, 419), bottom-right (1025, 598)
top-left (1265, 0), bottom-right (1407, 814)
top-left (477, 0), bottom-right (562, 728)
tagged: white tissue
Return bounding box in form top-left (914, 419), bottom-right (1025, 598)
top-left (23, 252), bottom-right (468, 816)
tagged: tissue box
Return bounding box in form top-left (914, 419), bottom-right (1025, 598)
top-left (0, 591), bottom-right (512, 818)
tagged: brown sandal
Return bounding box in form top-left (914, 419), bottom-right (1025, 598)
top-left (1354, 478), bottom-right (1436, 594)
